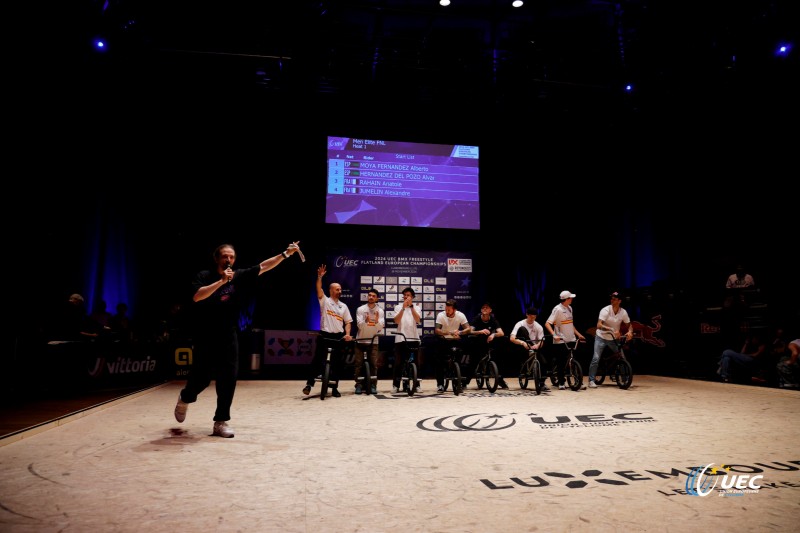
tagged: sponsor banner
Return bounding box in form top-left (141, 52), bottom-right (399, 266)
top-left (262, 330), bottom-right (316, 365)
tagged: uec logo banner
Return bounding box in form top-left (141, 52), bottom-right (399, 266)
top-left (686, 463), bottom-right (764, 497)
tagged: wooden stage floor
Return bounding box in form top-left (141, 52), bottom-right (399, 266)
top-left (1, 377), bottom-right (798, 532)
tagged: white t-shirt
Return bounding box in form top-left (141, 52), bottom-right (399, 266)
top-left (356, 303), bottom-right (384, 343)
top-left (596, 305), bottom-right (631, 341)
top-left (393, 302), bottom-right (421, 341)
top-left (547, 303), bottom-right (576, 344)
top-left (510, 319), bottom-right (544, 342)
top-left (319, 296), bottom-right (352, 334)
top-left (435, 310), bottom-right (469, 339)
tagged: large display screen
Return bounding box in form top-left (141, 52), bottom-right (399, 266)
top-left (326, 137), bottom-right (480, 230)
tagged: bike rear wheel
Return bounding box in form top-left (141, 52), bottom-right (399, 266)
top-left (320, 362), bottom-right (330, 400)
top-left (532, 359), bottom-right (542, 395)
top-left (518, 360), bottom-right (530, 389)
top-left (614, 359), bottom-right (633, 389)
top-left (566, 359), bottom-right (583, 391)
top-left (485, 361), bottom-right (499, 393)
top-left (595, 365), bottom-right (607, 385)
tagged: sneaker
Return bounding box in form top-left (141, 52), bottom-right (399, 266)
top-left (302, 385), bottom-right (311, 395)
top-left (332, 388), bottom-right (341, 398)
top-left (542, 386), bottom-right (551, 392)
top-left (174, 396), bottom-right (188, 423)
top-left (212, 421), bottom-right (234, 438)
top-left (416, 382), bottom-right (423, 392)
top-left (579, 383), bottom-right (587, 390)
top-left (558, 385), bottom-right (566, 390)
top-left (370, 385), bottom-right (377, 394)
top-left (437, 385), bottom-right (445, 393)
top-left (355, 384), bottom-right (362, 394)
top-left (588, 381), bottom-right (597, 388)
top-left (392, 386), bottom-right (400, 393)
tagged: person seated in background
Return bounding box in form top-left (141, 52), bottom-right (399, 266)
top-left (724, 264), bottom-right (756, 311)
top-left (50, 293), bottom-right (101, 341)
top-left (750, 326), bottom-right (788, 385)
top-left (718, 333), bottom-right (766, 383)
top-left (776, 338), bottom-right (800, 389)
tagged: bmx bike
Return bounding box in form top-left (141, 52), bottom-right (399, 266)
top-left (549, 338), bottom-right (585, 391)
top-left (353, 332), bottom-right (382, 395)
top-left (593, 335), bottom-right (634, 389)
top-left (394, 332), bottom-right (422, 396)
top-left (471, 347), bottom-right (500, 393)
top-left (518, 337), bottom-right (549, 395)
top-left (310, 333), bottom-right (354, 400)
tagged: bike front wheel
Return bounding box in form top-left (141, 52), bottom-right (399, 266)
top-left (320, 362), bottom-right (330, 400)
top-left (532, 359), bottom-right (542, 395)
top-left (452, 362), bottom-right (463, 395)
top-left (407, 362), bottom-right (418, 396)
top-left (566, 359), bottom-right (584, 391)
top-left (614, 359), bottom-right (633, 389)
top-left (362, 360), bottom-right (371, 394)
top-left (485, 361), bottom-right (499, 393)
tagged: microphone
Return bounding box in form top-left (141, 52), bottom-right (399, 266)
top-left (225, 261), bottom-right (232, 283)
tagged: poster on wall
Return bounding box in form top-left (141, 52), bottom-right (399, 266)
top-left (325, 249), bottom-right (474, 338)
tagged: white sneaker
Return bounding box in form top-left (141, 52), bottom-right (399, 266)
top-left (392, 386), bottom-right (400, 393)
top-left (416, 382), bottom-right (423, 392)
top-left (588, 381), bottom-right (597, 388)
top-left (174, 396), bottom-right (188, 423)
top-left (213, 421), bottom-right (234, 438)
top-left (558, 385), bottom-right (566, 390)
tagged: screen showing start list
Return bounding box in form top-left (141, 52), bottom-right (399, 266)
top-left (326, 137), bottom-right (480, 230)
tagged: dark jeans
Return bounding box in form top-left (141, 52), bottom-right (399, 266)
top-left (306, 332), bottom-right (345, 388)
top-left (354, 342), bottom-right (378, 388)
top-left (180, 327), bottom-right (239, 422)
top-left (550, 343), bottom-right (569, 386)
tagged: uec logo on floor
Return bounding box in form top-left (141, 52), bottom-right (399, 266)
top-left (685, 463), bottom-right (763, 497)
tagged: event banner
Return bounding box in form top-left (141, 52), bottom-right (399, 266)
top-left (325, 249), bottom-right (475, 338)
top-left (257, 251), bottom-right (473, 365)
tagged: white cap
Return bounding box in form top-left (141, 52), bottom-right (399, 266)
top-left (559, 290), bottom-right (576, 300)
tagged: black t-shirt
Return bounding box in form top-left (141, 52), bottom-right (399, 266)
top-left (469, 314), bottom-right (501, 334)
top-left (190, 264), bottom-right (260, 336)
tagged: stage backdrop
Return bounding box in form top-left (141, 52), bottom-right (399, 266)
top-left (256, 250), bottom-right (475, 368)
top-left (325, 249), bottom-right (475, 339)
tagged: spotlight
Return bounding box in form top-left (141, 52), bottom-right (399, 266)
top-left (440, 0), bottom-right (451, 6)
top-left (775, 43), bottom-right (792, 57)
top-left (93, 38), bottom-right (108, 52)
top-left (512, 1), bottom-right (524, 7)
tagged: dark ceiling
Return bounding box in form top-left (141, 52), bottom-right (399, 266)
top-left (74, 0), bottom-right (796, 122)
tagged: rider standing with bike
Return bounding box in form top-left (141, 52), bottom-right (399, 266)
top-left (545, 290), bottom-right (587, 390)
top-left (588, 291), bottom-right (634, 388)
top-left (302, 265), bottom-right (353, 398)
top-left (468, 302), bottom-right (508, 388)
top-left (392, 287), bottom-right (422, 393)
top-left (434, 299), bottom-right (472, 393)
top-left (355, 288), bottom-right (384, 394)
